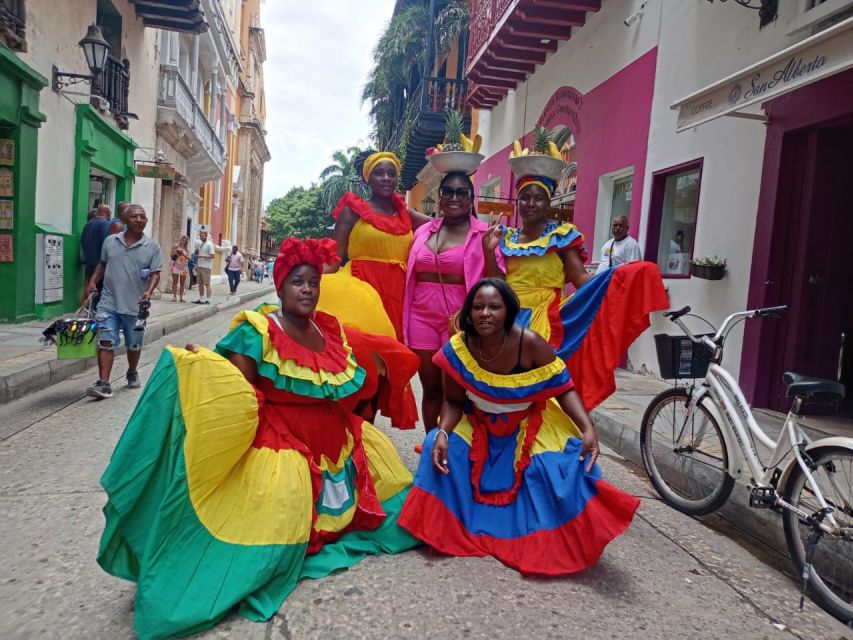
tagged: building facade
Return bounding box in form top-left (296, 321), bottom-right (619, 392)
top-left (465, 0), bottom-right (853, 414)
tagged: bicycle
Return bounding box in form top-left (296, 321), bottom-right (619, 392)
top-left (639, 305), bottom-right (853, 623)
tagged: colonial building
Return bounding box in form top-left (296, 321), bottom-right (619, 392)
top-left (466, 0), bottom-right (853, 416)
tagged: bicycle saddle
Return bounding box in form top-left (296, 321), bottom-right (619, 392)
top-left (783, 372), bottom-right (845, 400)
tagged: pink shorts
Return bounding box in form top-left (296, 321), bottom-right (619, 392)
top-left (406, 281), bottom-right (467, 350)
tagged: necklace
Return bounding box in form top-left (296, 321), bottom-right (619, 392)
top-left (475, 332), bottom-right (508, 363)
top-left (276, 309), bottom-right (324, 340)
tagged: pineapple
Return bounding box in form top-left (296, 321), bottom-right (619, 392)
top-left (442, 110), bottom-right (466, 152)
top-left (533, 126), bottom-right (553, 154)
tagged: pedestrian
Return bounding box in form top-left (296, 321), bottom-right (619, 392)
top-left (399, 278), bottom-right (638, 575)
top-left (595, 215), bottom-right (642, 274)
top-left (254, 259), bottom-right (264, 284)
top-left (186, 250), bottom-right (196, 290)
top-left (97, 237), bottom-right (418, 639)
top-left (193, 230), bottom-right (215, 304)
top-left (108, 201), bottom-right (130, 235)
top-left (169, 235), bottom-right (191, 302)
top-left (84, 204), bottom-right (162, 399)
top-left (402, 171), bottom-right (505, 433)
top-left (266, 258), bottom-right (273, 283)
top-left (79, 204), bottom-right (111, 307)
top-left (225, 245), bottom-right (244, 294)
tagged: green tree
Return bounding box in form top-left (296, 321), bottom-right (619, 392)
top-left (265, 186), bottom-right (330, 242)
top-left (318, 146), bottom-right (368, 213)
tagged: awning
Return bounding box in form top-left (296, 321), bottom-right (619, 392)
top-left (671, 15), bottom-right (853, 132)
top-left (129, 0), bottom-right (208, 34)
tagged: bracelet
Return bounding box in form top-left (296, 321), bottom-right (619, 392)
top-left (435, 429), bottom-right (449, 442)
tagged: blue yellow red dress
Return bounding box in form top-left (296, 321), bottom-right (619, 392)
top-left (318, 192), bottom-right (419, 428)
top-left (398, 334), bottom-right (639, 575)
top-left (97, 304), bottom-right (417, 639)
top-left (500, 220), bottom-right (669, 410)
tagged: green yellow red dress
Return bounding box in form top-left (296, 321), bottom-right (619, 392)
top-left (97, 304), bottom-right (417, 639)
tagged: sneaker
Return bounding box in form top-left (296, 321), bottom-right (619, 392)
top-left (126, 371), bottom-right (141, 389)
top-left (86, 380), bottom-right (113, 399)
top-left (203, 300), bottom-right (211, 304)
top-left (193, 299), bottom-right (204, 304)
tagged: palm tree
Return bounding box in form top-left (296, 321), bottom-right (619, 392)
top-left (318, 146), bottom-right (368, 213)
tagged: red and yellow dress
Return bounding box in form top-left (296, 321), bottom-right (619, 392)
top-left (318, 192), bottom-right (419, 428)
top-left (500, 221), bottom-right (669, 410)
top-left (320, 192), bottom-right (413, 341)
top-left (97, 304), bottom-right (417, 640)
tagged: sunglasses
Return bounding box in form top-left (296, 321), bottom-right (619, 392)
top-left (439, 187), bottom-right (473, 200)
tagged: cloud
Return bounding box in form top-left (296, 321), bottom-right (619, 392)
top-left (260, 0), bottom-right (396, 206)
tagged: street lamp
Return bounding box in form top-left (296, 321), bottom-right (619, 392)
top-left (52, 24), bottom-right (111, 92)
top-left (421, 194), bottom-right (436, 217)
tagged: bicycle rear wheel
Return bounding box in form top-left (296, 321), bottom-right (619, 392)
top-left (640, 387), bottom-right (734, 515)
top-left (782, 445), bottom-right (853, 624)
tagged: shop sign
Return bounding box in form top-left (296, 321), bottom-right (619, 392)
top-left (136, 162), bottom-right (175, 180)
top-left (477, 201), bottom-right (513, 217)
top-left (672, 16), bottom-right (853, 132)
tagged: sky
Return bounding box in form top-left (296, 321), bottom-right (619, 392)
top-left (259, 0), bottom-right (397, 206)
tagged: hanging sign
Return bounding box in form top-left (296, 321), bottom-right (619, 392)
top-left (477, 201), bottom-right (513, 217)
top-left (136, 162), bottom-right (176, 180)
top-left (672, 16), bottom-right (853, 132)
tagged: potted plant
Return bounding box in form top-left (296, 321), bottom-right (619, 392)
top-left (690, 256), bottom-right (727, 280)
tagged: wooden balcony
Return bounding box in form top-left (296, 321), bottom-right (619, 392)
top-left (129, 0), bottom-right (208, 34)
top-left (0, 0), bottom-right (26, 52)
top-left (99, 55), bottom-right (131, 130)
top-left (389, 75), bottom-right (471, 190)
top-left (467, 0), bottom-right (601, 109)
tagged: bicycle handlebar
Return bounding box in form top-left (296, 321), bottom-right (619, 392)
top-left (664, 305), bottom-right (787, 353)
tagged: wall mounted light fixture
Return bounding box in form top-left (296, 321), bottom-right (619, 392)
top-left (52, 24), bottom-right (110, 92)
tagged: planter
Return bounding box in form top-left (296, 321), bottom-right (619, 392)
top-left (690, 262), bottom-right (726, 280)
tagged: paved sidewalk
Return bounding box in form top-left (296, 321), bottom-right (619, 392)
top-left (0, 280), bottom-right (276, 404)
top-left (593, 369), bottom-right (853, 563)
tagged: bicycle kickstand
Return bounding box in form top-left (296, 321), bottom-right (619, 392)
top-left (798, 507), bottom-right (833, 610)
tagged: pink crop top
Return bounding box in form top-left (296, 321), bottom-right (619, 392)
top-left (413, 242), bottom-right (465, 277)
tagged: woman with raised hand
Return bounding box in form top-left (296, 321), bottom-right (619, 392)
top-left (483, 165), bottom-right (668, 411)
top-left (98, 238), bottom-right (419, 640)
top-left (399, 278), bottom-right (638, 575)
top-left (402, 171), bottom-right (504, 433)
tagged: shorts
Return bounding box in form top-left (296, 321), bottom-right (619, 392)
top-left (96, 307), bottom-right (145, 352)
top-left (406, 281), bottom-right (466, 350)
top-left (195, 267), bottom-right (211, 285)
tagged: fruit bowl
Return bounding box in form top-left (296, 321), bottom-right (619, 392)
top-left (508, 155), bottom-right (567, 181)
top-left (427, 151), bottom-right (485, 175)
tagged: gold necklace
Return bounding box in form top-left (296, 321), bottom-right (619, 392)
top-left (475, 332), bottom-right (508, 363)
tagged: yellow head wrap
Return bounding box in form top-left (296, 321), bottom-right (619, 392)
top-left (362, 151), bottom-right (401, 182)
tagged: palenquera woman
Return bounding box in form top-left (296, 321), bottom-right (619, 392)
top-left (399, 278), bottom-right (638, 574)
top-left (402, 170), bottom-right (505, 432)
top-left (319, 150), bottom-right (430, 428)
top-left (483, 152), bottom-right (668, 409)
top-left (97, 238), bottom-right (419, 640)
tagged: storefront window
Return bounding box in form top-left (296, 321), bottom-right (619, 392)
top-left (650, 162), bottom-right (702, 277)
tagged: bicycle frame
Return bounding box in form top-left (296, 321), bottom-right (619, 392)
top-left (671, 310), bottom-right (841, 531)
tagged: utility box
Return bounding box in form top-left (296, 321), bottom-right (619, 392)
top-left (35, 233), bottom-right (63, 304)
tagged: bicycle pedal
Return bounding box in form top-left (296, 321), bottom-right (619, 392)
top-left (749, 487), bottom-right (777, 509)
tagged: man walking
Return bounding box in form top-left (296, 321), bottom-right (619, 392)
top-left (80, 204), bottom-right (111, 306)
top-left (108, 201), bottom-right (130, 235)
top-left (596, 215), bottom-right (642, 274)
top-left (85, 204), bottom-right (162, 399)
top-left (225, 245), bottom-right (244, 294)
top-left (194, 230), bottom-right (215, 304)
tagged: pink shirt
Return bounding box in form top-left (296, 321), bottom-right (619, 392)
top-left (412, 242), bottom-right (465, 277)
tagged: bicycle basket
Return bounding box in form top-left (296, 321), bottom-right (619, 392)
top-left (654, 333), bottom-right (713, 379)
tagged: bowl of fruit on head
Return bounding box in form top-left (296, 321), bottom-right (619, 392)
top-left (507, 126), bottom-right (567, 181)
top-left (426, 111), bottom-right (484, 175)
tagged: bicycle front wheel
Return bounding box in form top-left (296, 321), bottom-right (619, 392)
top-left (640, 387), bottom-right (734, 515)
top-left (782, 445), bottom-right (853, 624)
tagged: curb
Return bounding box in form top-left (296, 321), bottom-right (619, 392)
top-left (592, 405), bottom-right (792, 559)
top-left (0, 287), bottom-right (275, 405)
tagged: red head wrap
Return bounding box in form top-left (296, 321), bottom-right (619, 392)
top-left (273, 237), bottom-right (339, 292)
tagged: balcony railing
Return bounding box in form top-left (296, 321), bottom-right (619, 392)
top-left (0, 0), bottom-right (26, 52)
top-left (157, 65), bottom-right (226, 181)
top-left (99, 55), bottom-right (131, 129)
top-left (423, 76), bottom-right (468, 113)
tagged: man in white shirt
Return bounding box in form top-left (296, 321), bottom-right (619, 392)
top-left (225, 245), bottom-right (244, 294)
top-left (596, 215), bottom-right (642, 274)
top-left (194, 230), bottom-right (215, 304)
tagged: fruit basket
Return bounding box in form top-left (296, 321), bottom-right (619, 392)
top-left (507, 126), bottom-right (567, 180)
top-left (427, 151), bottom-right (485, 175)
top-left (425, 110), bottom-right (484, 175)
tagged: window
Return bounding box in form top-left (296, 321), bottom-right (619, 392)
top-left (646, 160), bottom-right (703, 278)
top-left (592, 168), bottom-right (634, 262)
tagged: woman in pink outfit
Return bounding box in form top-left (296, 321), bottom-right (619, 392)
top-left (403, 172), bottom-right (505, 432)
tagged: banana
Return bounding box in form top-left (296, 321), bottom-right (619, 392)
top-left (521, 148), bottom-right (530, 156)
top-left (547, 141), bottom-right (562, 160)
top-left (512, 139), bottom-right (523, 158)
top-left (436, 143), bottom-right (444, 152)
top-left (460, 133), bottom-right (474, 152)
top-left (472, 134), bottom-right (482, 153)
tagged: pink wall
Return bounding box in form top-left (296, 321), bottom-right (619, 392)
top-left (473, 48), bottom-right (657, 251)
